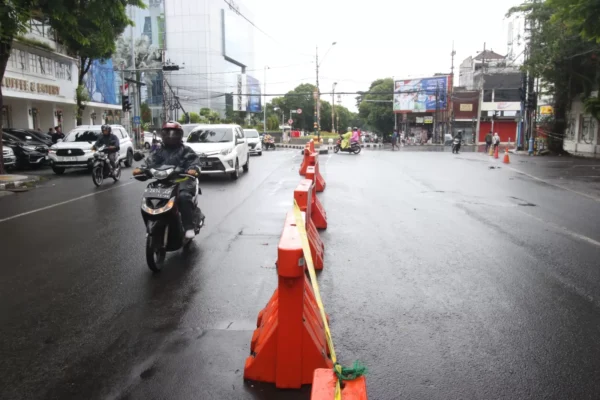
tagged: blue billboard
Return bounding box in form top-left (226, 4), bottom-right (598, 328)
top-left (246, 75), bottom-right (261, 113)
top-left (84, 59), bottom-right (119, 105)
top-left (393, 76), bottom-right (448, 112)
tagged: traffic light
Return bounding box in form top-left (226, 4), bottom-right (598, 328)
top-left (527, 92), bottom-right (537, 110)
top-left (122, 95), bottom-right (131, 112)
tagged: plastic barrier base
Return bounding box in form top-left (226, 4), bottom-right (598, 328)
top-left (311, 369), bottom-right (368, 399)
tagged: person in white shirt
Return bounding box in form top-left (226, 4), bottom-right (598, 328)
top-left (493, 132), bottom-right (501, 151)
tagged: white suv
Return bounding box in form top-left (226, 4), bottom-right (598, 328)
top-left (243, 129), bottom-right (262, 156)
top-left (185, 124), bottom-right (249, 180)
top-left (48, 125), bottom-right (135, 175)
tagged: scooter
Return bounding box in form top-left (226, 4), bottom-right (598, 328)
top-left (452, 137), bottom-right (462, 154)
top-left (262, 136), bottom-right (275, 150)
top-left (91, 145), bottom-right (121, 187)
top-left (334, 137), bottom-right (361, 154)
top-left (133, 152), bottom-right (204, 273)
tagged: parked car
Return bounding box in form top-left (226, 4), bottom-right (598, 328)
top-left (4, 128), bottom-right (52, 146)
top-left (142, 131), bottom-right (162, 149)
top-left (3, 130), bottom-right (49, 154)
top-left (1, 145), bottom-right (16, 170)
top-left (243, 129), bottom-right (262, 156)
top-left (185, 124), bottom-right (250, 180)
top-left (2, 136), bottom-right (47, 169)
top-left (48, 124), bottom-right (135, 175)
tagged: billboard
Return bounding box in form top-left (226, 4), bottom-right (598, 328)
top-left (222, 2), bottom-right (254, 68)
top-left (84, 59), bottom-right (118, 105)
top-left (393, 76), bottom-right (449, 113)
top-left (246, 75), bottom-right (261, 113)
top-left (235, 74), bottom-right (247, 112)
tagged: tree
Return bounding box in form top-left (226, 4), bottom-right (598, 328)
top-left (200, 107), bottom-right (221, 124)
top-left (267, 115), bottom-right (279, 130)
top-left (178, 112), bottom-right (205, 124)
top-left (358, 78), bottom-right (394, 135)
top-left (141, 102), bottom-right (152, 124)
top-left (48, 0), bottom-right (145, 125)
top-left (548, 0), bottom-right (600, 43)
top-left (508, 0), bottom-right (600, 150)
top-left (0, 0), bottom-right (36, 173)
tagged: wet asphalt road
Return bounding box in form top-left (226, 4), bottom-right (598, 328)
top-left (1, 148), bottom-right (600, 400)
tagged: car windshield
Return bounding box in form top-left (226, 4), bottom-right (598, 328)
top-left (187, 128), bottom-right (233, 143)
top-left (244, 130), bottom-right (259, 138)
top-left (64, 130), bottom-right (101, 142)
top-left (6, 131), bottom-right (37, 142)
top-left (182, 125), bottom-right (199, 138)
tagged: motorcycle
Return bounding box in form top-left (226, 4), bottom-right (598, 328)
top-left (92, 145), bottom-right (121, 187)
top-left (452, 137), bottom-right (462, 154)
top-left (262, 136), bottom-right (275, 150)
top-left (334, 137), bottom-right (361, 155)
top-left (133, 152), bottom-right (204, 272)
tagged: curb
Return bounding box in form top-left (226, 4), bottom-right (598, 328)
top-left (0, 175), bottom-right (40, 191)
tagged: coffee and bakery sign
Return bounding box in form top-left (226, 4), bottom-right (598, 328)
top-left (1, 77), bottom-right (60, 96)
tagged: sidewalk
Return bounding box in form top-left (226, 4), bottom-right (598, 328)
top-left (0, 174), bottom-right (41, 192)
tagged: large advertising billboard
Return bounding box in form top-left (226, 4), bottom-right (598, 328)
top-left (222, 2), bottom-right (254, 68)
top-left (393, 76), bottom-right (449, 113)
top-left (246, 75), bottom-right (261, 113)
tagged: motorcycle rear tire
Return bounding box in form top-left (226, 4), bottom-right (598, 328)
top-left (92, 165), bottom-right (103, 187)
top-left (146, 236), bottom-right (166, 273)
top-left (352, 146), bottom-right (361, 154)
top-left (334, 145), bottom-right (340, 153)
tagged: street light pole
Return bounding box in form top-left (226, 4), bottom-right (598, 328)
top-left (263, 66), bottom-right (269, 133)
top-left (332, 82), bottom-right (337, 133)
top-left (315, 41), bottom-right (336, 141)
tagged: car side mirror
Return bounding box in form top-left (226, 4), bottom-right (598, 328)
top-left (133, 151), bottom-right (145, 162)
top-left (236, 138), bottom-right (244, 145)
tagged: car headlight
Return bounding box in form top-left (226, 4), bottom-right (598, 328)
top-left (150, 168), bottom-right (173, 180)
top-left (85, 149), bottom-right (95, 153)
top-left (5, 148), bottom-right (14, 155)
top-left (141, 196), bottom-right (176, 215)
top-left (49, 149), bottom-right (56, 154)
top-left (220, 147), bottom-right (233, 156)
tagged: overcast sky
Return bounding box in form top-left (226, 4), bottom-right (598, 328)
top-left (246, 0), bottom-right (525, 112)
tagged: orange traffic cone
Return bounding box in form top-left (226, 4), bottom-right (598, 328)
top-left (503, 148), bottom-right (510, 164)
top-left (493, 146), bottom-right (499, 159)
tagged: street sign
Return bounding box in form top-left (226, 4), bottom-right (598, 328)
top-left (133, 116), bottom-right (141, 124)
top-left (297, 108), bottom-right (302, 114)
top-left (288, 119), bottom-right (293, 124)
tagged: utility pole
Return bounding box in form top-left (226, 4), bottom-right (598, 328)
top-left (475, 42), bottom-right (486, 148)
top-left (263, 66), bottom-right (268, 133)
top-left (332, 82), bottom-right (337, 133)
top-left (315, 45), bottom-right (320, 139)
top-left (129, 6), bottom-right (139, 147)
top-left (434, 83), bottom-right (440, 143)
top-left (450, 42), bottom-right (456, 137)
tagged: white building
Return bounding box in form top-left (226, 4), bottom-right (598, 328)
top-left (1, 19), bottom-right (122, 132)
top-left (563, 95), bottom-right (600, 157)
top-left (164, 0), bottom-right (257, 117)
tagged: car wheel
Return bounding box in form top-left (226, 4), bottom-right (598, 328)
top-left (243, 154), bottom-right (250, 172)
top-left (124, 150), bottom-right (133, 168)
top-left (230, 158), bottom-right (239, 180)
top-left (258, 151), bottom-right (262, 156)
top-left (52, 166), bottom-right (65, 175)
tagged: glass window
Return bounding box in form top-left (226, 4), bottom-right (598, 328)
top-left (494, 89), bottom-right (520, 102)
top-left (187, 128), bottom-right (234, 143)
top-left (483, 90), bottom-right (493, 102)
top-left (38, 56), bottom-right (45, 74)
top-left (243, 129), bottom-right (259, 138)
top-left (64, 129), bottom-right (101, 142)
top-left (18, 50), bottom-right (26, 71)
top-left (29, 53), bottom-right (38, 73)
top-left (45, 58), bottom-right (53, 76)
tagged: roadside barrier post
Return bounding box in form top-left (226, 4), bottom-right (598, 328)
top-left (294, 179), bottom-right (325, 270)
top-left (305, 166), bottom-right (327, 229)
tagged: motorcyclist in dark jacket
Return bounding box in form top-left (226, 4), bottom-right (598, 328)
top-left (92, 125), bottom-right (120, 172)
top-left (133, 121), bottom-right (203, 239)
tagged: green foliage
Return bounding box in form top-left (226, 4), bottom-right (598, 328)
top-left (15, 35), bottom-right (54, 51)
top-left (140, 102), bottom-right (152, 124)
top-left (178, 112), bottom-right (206, 124)
top-left (548, 0), bottom-right (600, 43)
top-left (267, 115), bottom-right (279, 130)
top-left (358, 78), bottom-right (394, 135)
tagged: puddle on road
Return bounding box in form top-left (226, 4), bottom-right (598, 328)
top-left (509, 196), bottom-right (537, 207)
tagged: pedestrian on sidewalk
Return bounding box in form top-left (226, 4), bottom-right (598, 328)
top-left (391, 129), bottom-right (400, 151)
top-left (493, 132), bottom-right (500, 151)
top-left (485, 131), bottom-right (493, 153)
top-left (51, 126), bottom-right (64, 144)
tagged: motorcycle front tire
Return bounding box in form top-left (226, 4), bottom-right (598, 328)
top-left (146, 235), bottom-right (166, 273)
top-left (112, 166), bottom-right (121, 182)
top-left (92, 165), bottom-right (103, 187)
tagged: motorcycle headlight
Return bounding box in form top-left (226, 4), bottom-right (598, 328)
top-left (141, 196), bottom-right (176, 215)
top-left (220, 147), bottom-right (233, 156)
top-left (150, 168), bottom-right (173, 180)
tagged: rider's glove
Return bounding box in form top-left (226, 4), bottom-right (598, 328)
top-left (132, 168), bottom-right (144, 176)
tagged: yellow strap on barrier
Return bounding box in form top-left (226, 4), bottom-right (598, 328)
top-left (293, 200), bottom-right (342, 400)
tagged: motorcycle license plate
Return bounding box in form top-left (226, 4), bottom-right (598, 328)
top-left (144, 187), bottom-right (173, 199)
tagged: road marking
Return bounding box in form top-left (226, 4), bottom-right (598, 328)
top-left (517, 209), bottom-right (600, 248)
top-left (506, 166), bottom-right (600, 203)
top-left (0, 181), bottom-right (135, 224)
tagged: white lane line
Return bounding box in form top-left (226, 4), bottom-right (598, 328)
top-left (517, 209), bottom-right (600, 248)
top-left (506, 166), bottom-right (600, 203)
top-left (0, 181), bottom-right (135, 224)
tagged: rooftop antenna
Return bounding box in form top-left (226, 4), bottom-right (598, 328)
top-left (451, 41), bottom-right (456, 76)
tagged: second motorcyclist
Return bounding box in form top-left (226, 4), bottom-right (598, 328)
top-left (133, 121), bottom-right (204, 239)
top-left (92, 124), bottom-right (120, 174)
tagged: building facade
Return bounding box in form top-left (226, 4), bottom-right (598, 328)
top-left (563, 95), bottom-right (600, 157)
top-left (1, 19), bottom-right (121, 133)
